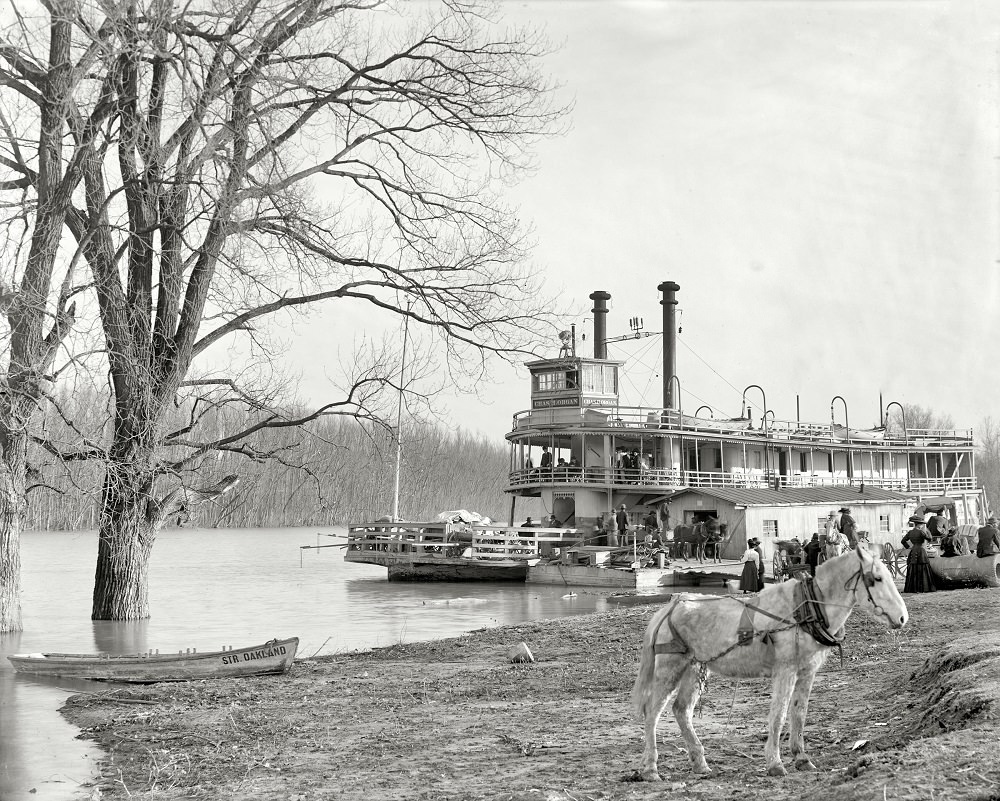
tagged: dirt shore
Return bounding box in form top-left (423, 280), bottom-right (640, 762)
top-left (64, 587), bottom-right (1000, 801)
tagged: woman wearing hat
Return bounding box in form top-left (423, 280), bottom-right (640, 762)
top-left (740, 538), bottom-right (761, 593)
top-left (753, 537), bottom-right (766, 586)
top-left (901, 515), bottom-right (935, 593)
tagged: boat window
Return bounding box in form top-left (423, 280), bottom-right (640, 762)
top-left (580, 364), bottom-right (617, 395)
top-left (762, 520), bottom-right (779, 538)
top-left (879, 514), bottom-right (891, 533)
top-left (535, 371), bottom-right (568, 392)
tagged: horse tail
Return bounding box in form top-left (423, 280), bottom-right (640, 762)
top-left (631, 601), bottom-right (675, 721)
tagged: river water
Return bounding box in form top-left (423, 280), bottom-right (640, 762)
top-left (0, 526), bottom-right (614, 801)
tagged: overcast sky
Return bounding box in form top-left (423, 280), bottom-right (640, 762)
top-left (288, 0), bottom-right (1000, 441)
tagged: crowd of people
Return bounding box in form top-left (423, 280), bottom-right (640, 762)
top-left (527, 499), bottom-right (1000, 595)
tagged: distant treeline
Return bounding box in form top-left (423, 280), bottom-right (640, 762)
top-left (26, 388), bottom-right (513, 530)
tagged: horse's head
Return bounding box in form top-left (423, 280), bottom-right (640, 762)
top-left (849, 545), bottom-right (908, 629)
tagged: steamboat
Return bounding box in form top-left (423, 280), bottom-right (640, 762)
top-left (505, 281), bottom-right (994, 589)
top-left (347, 280), bottom-right (995, 590)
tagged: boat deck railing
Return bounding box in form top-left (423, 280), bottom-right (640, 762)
top-left (507, 468), bottom-right (979, 494)
top-left (511, 406), bottom-right (974, 446)
top-left (346, 521), bottom-right (581, 561)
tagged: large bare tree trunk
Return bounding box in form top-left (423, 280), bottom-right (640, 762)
top-left (0, 432), bottom-right (27, 632)
top-left (92, 459), bottom-right (159, 620)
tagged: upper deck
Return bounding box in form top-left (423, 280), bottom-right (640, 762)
top-left (505, 356), bottom-right (977, 498)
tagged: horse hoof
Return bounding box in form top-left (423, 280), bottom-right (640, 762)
top-left (766, 764), bottom-right (787, 777)
top-left (794, 758), bottom-right (817, 772)
top-left (640, 770), bottom-right (662, 782)
top-left (692, 763), bottom-right (711, 775)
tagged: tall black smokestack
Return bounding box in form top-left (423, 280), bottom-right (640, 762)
top-left (659, 281), bottom-right (680, 409)
top-left (590, 291), bottom-right (611, 359)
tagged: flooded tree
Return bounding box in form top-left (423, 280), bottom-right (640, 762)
top-left (0, 0), bottom-right (564, 624)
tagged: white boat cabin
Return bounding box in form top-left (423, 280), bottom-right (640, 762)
top-left (504, 284), bottom-right (985, 541)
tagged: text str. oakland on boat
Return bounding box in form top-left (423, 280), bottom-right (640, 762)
top-left (7, 637), bottom-right (299, 683)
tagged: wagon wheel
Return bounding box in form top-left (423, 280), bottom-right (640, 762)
top-left (880, 542), bottom-right (898, 577)
top-left (773, 552), bottom-right (786, 582)
top-left (882, 542), bottom-right (906, 577)
top-left (894, 550), bottom-right (908, 580)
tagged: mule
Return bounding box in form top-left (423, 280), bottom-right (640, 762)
top-left (672, 520), bottom-right (719, 563)
top-left (630, 546), bottom-right (907, 779)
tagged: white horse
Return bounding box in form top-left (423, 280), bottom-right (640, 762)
top-left (631, 546), bottom-right (907, 779)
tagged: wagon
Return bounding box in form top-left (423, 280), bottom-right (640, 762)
top-left (880, 542), bottom-right (908, 579)
top-left (772, 538), bottom-right (809, 583)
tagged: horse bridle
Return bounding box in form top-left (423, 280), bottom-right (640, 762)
top-left (844, 549), bottom-right (888, 619)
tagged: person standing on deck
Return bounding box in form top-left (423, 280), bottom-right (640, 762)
top-left (539, 446), bottom-right (552, 474)
top-left (616, 504), bottom-right (630, 545)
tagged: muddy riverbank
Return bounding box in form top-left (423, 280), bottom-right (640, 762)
top-left (64, 588), bottom-right (1000, 800)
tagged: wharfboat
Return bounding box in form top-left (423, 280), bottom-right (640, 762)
top-left (503, 281), bottom-right (993, 589)
top-left (7, 637), bottom-right (298, 683)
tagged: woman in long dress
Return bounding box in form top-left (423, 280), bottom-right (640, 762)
top-left (901, 516), bottom-right (936, 593)
top-left (740, 538), bottom-right (761, 592)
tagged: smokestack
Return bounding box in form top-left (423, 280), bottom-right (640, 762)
top-left (590, 291), bottom-right (611, 359)
top-left (659, 281), bottom-right (680, 409)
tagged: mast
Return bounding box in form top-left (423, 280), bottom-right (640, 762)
top-left (392, 308), bottom-right (411, 522)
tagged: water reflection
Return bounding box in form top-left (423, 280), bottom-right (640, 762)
top-left (93, 619), bottom-right (149, 656)
top-left (0, 631), bottom-right (101, 801)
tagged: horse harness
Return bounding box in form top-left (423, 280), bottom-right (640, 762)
top-left (651, 572), bottom-right (853, 668)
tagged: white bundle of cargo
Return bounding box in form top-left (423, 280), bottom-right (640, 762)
top-left (436, 510), bottom-right (492, 525)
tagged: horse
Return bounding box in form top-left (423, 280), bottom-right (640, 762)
top-left (672, 520), bottom-right (719, 563)
top-left (706, 524), bottom-right (725, 563)
top-left (630, 546), bottom-right (907, 780)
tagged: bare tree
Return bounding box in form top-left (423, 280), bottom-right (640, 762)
top-left (0, 0), bottom-right (565, 625)
top-left (977, 416), bottom-right (1000, 512)
top-left (885, 403), bottom-right (955, 437)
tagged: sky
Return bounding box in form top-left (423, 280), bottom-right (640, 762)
top-left (284, 0), bottom-right (1000, 442)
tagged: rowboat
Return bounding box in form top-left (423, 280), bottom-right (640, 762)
top-left (929, 554), bottom-right (1000, 589)
top-left (7, 637), bottom-right (298, 683)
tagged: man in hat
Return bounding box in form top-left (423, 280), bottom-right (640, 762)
top-left (976, 516), bottom-right (1000, 558)
top-left (927, 510), bottom-right (950, 541)
top-left (616, 504), bottom-right (630, 546)
top-left (837, 506), bottom-right (858, 549)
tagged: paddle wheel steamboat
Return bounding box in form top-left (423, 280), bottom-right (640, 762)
top-left (505, 281), bottom-right (994, 588)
